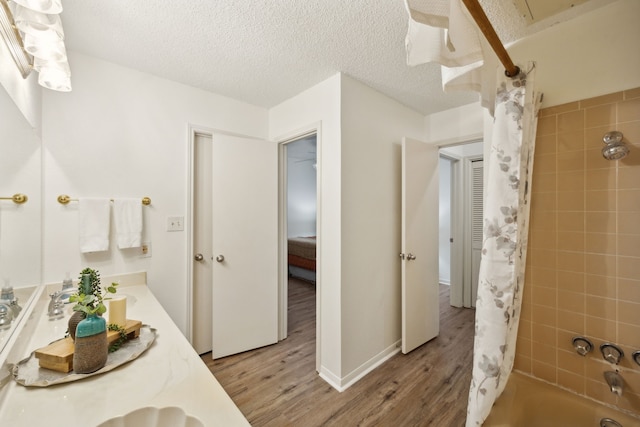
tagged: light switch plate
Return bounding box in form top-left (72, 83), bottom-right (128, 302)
top-left (167, 216), bottom-right (184, 231)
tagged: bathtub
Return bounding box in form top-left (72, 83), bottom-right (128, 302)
top-left (484, 372), bottom-right (640, 427)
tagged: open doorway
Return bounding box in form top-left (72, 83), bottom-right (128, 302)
top-left (439, 140), bottom-right (483, 309)
top-left (188, 126), bottom-right (319, 368)
top-left (278, 130), bottom-right (321, 371)
top-left (285, 135), bottom-right (317, 283)
top-left (278, 131), bottom-right (319, 369)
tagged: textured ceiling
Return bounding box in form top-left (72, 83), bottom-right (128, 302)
top-left (59, 0), bottom-right (613, 116)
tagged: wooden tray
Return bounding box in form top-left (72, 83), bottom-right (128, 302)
top-left (34, 319), bottom-right (142, 373)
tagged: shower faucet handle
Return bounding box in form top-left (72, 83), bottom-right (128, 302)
top-left (572, 336), bottom-right (593, 356)
top-left (600, 343), bottom-right (624, 365)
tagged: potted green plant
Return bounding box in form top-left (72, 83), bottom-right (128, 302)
top-left (67, 268), bottom-right (121, 373)
top-left (67, 268), bottom-right (118, 340)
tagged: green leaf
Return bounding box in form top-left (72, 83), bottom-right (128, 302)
top-left (107, 323), bottom-right (128, 353)
top-left (96, 303), bottom-right (107, 315)
top-left (81, 294), bottom-right (95, 304)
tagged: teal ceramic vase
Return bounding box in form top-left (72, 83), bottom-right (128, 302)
top-left (73, 313), bottom-right (108, 374)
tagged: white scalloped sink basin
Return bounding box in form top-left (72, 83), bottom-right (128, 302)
top-left (97, 406), bottom-right (204, 427)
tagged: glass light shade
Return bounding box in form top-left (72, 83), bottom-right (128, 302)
top-left (38, 65), bottom-right (71, 91)
top-left (32, 56), bottom-right (69, 73)
top-left (12, 4), bottom-right (64, 41)
top-left (23, 32), bottom-right (67, 61)
top-left (9, 0), bottom-right (62, 14)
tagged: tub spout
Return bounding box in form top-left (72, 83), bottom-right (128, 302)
top-left (604, 371), bottom-right (624, 396)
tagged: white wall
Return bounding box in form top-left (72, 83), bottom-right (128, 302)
top-left (287, 140), bottom-right (317, 238)
top-left (270, 74), bottom-right (427, 387)
top-left (340, 75), bottom-right (425, 380)
top-left (508, 0), bottom-right (640, 108)
top-left (42, 52), bottom-right (269, 335)
top-left (269, 74), bottom-right (343, 379)
top-left (425, 101), bottom-right (484, 144)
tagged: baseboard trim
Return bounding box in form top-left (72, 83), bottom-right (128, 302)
top-left (318, 340), bottom-right (401, 392)
top-left (318, 367), bottom-right (342, 391)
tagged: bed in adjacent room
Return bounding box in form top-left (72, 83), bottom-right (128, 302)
top-left (287, 236), bottom-right (316, 283)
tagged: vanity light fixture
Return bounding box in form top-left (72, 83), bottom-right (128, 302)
top-left (0, 0), bottom-right (71, 91)
top-left (0, 0), bottom-right (30, 77)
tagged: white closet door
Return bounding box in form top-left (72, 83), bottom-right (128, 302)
top-left (470, 160), bottom-right (483, 307)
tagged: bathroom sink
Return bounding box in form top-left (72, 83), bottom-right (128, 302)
top-left (97, 406), bottom-right (204, 427)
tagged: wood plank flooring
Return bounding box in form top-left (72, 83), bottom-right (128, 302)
top-left (201, 279), bottom-right (475, 426)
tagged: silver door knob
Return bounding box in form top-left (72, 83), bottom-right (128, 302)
top-left (215, 255), bottom-right (225, 263)
top-left (407, 253), bottom-right (416, 261)
top-left (194, 253), bottom-right (204, 261)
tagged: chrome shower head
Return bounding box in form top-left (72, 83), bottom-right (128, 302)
top-left (602, 131), bottom-right (629, 160)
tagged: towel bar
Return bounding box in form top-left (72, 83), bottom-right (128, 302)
top-left (57, 195), bottom-right (151, 205)
top-left (0, 193), bottom-right (28, 204)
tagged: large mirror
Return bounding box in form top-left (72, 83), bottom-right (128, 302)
top-left (0, 82), bottom-right (42, 355)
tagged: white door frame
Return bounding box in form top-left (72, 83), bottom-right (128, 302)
top-left (275, 122), bottom-right (321, 373)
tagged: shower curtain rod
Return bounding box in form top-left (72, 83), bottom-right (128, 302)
top-left (461, 0), bottom-right (520, 78)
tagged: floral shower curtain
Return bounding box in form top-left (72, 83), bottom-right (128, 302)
top-left (403, 2), bottom-right (543, 423)
top-left (466, 67), bottom-right (542, 426)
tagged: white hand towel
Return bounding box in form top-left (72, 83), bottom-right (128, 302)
top-left (113, 198), bottom-right (142, 249)
top-left (79, 198), bottom-right (111, 253)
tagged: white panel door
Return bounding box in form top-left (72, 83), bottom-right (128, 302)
top-left (212, 133), bottom-right (278, 359)
top-left (470, 160), bottom-right (484, 308)
top-left (401, 137), bottom-right (439, 354)
top-left (193, 134), bottom-right (213, 354)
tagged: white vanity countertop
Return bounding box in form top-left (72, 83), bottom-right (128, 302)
top-left (0, 284), bottom-right (250, 427)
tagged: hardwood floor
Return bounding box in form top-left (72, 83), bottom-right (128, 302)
top-left (201, 279), bottom-right (475, 426)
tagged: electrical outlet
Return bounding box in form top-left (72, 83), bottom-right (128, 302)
top-left (140, 242), bottom-right (152, 257)
top-left (167, 216), bottom-right (184, 231)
